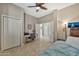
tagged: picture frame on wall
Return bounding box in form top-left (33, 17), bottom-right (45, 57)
top-left (27, 24), bottom-right (32, 30)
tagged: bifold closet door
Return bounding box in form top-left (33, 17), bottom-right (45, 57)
top-left (2, 16), bottom-right (21, 50)
top-left (49, 21), bottom-right (54, 43)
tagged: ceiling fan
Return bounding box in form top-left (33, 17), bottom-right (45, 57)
top-left (27, 3), bottom-right (47, 12)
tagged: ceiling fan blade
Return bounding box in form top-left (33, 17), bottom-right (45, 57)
top-left (28, 6), bottom-right (36, 7)
top-left (40, 6), bottom-right (47, 10)
top-left (36, 3), bottom-right (44, 6)
top-left (39, 3), bottom-right (44, 5)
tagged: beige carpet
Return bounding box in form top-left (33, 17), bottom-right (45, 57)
top-left (0, 39), bottom-right (51, 56)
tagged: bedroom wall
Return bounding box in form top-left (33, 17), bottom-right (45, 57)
top-left (24, 13), bottom-right (38, 33)
top-left (38, 11), bottom-right (54, 23)
top-left (57, 3), bottom-right (79, 40)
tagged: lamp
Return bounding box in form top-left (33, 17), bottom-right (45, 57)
top-left (63, 22), bottom-right (67, 31)
top-left (63, 21), bottom-right (68, 41)
top-left (64, 22), bottom-right (68, 26)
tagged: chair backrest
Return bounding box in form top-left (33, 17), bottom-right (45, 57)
top-left (24, 33), bottom-right (29, 35)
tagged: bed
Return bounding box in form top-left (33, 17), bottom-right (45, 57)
top-left (39, 37), bottom-right (79, 56)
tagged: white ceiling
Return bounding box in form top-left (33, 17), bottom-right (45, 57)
top-left (14, 3), bottom-right (74, 18)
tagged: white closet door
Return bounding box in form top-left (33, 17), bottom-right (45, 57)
top-left (49, 21), bottom-right (54, 43)
top-left (3, 16), bottom-right (21, 50)
top-left (2, 16), bottom-right (8, 50)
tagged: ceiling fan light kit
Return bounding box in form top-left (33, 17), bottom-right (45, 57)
top-left (36, 7), bottom-right (40, 9)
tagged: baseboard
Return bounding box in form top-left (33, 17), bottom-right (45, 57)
top-left (57, 39), bottom-right (66, 41)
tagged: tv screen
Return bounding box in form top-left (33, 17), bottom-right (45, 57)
top-left (68, 22), bottom-right (79, 28)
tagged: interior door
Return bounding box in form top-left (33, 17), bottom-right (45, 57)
top-left (3, 16), bottom-right (21, 50)
top-left (49, 21), bottom-right (54, 43)
top-left (36, 24), bottom-right (40, 39)
top-left (37, 21), bottom-right (54, 43)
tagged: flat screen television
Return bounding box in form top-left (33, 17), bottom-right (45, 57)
top-left (68, 22), bottom-right (79, 28)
